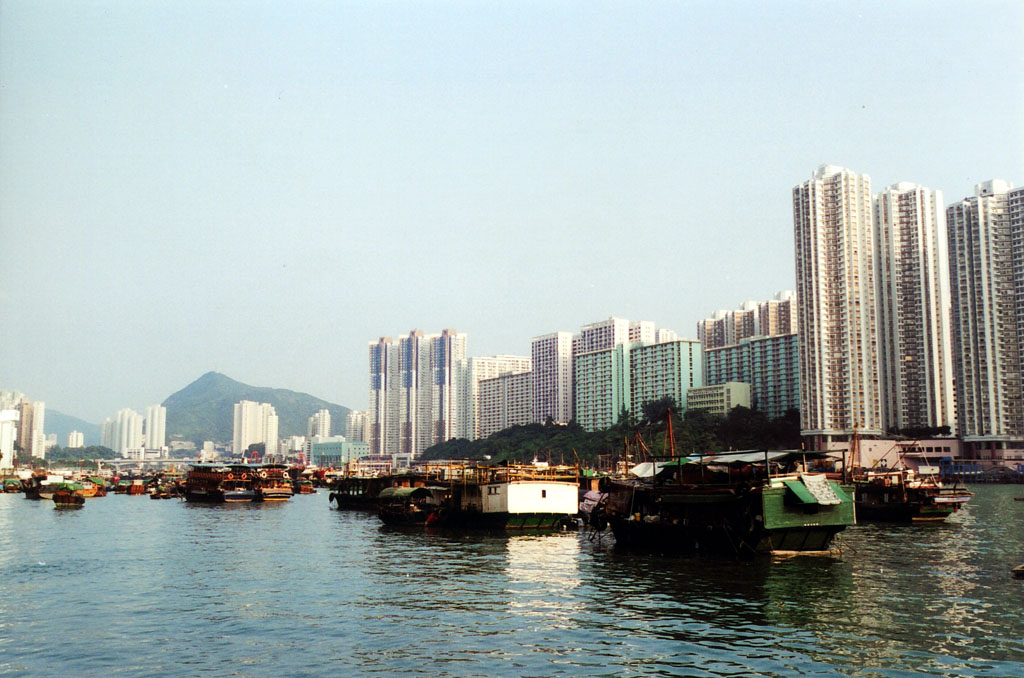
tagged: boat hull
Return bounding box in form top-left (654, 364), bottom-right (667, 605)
top-left (184, 488), bottom-right (226, 503)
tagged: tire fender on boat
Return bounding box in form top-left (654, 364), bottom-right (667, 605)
top-left (259, 471), bottom-right (268, 479)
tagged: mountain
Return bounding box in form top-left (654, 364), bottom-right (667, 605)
top-left (48, 410), bottom-right (102, 447)
top-left (163, 372), bottom-right (351, 447)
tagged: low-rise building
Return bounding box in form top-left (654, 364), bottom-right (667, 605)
top-left (311, 438), bottom-right (370, 468)
top-left (686, 382), bottom-right (751, 417)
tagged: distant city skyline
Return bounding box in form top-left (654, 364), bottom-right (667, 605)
top-left (2, 2), bottom-right (1022, 423)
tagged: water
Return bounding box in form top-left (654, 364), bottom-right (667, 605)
top-left (1, 486), bottom-right (1022, 677)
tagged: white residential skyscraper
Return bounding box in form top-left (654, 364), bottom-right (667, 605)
top-left (478, 371), bottom-right (532, 439)
top-left (345, 410), bottom-right (369, 443)
top-left (875, 182), bottom-right (956, 433)
top-left (530, 332), bottom-right (574, 425)
top-left (398, 330), bottom-right (433, 456)
top-left (145, 404), bottom-right (167, 450)
top-left (794, 165), bottom-right (881, 445)
top-left (232, 400), bottom-right (279, 457)
top-left (308, 409), bottom-right (331, 438)
top-left (113, 408), bottom-right (144, 457)
top-left (431, 329), bottom-right (467, 444)
top-left (369, 337), bottom-right (400, 456)
top-left (458, 355), bottom-right (531, 440)
top-left (946, 180), bottom-right (1024, 451)
top-left (15, 399), bottom-right (46, 460)
top-left (369, 329), bottom-right (468, 458)
top-left (0, 409), bottom-right (19, 472)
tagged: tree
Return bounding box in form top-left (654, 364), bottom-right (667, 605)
top-left (641, 396), bottom-right (678, 427)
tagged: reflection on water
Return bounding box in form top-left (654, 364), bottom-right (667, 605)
top-left (504, 534), bottom-right (582, 630)
top-left (2, 487), bottom-right (1022, 677)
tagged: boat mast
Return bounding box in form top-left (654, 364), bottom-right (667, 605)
top-left (664, 409), bottom-right (676, 462)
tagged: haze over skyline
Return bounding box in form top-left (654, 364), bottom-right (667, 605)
top-left (3, 2), bottom-right (1022, 423)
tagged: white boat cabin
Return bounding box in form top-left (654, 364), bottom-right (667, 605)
top-left (480, 480), bottom-right (578, 516)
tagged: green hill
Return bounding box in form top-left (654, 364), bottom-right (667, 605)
top-left (163, 372), bottom-right (351, 447)
top-left (48, 410), bottom-right (102, 447)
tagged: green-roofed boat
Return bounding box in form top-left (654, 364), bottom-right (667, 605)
top-left (606, 449), bottom-right (855, 557)
top-left (52, 482), bottom-right (86, 508)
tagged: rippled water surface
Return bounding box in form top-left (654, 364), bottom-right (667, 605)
top-left (2, 486), bottom-right (1022, 677)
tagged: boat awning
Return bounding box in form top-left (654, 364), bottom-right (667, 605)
top-left (783, 475), bottom-right (843, 505)
top-left (629, 459), bottom-right (693, 478)
top-left (695, 450), bottom-right (836, 466)
top-left (378, 486), bottom-right (434, 500)
top-left (783, 480), bottom-right (818, 504)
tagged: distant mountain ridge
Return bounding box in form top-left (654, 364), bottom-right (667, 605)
top-left (48, 410), bottom-right (102, 447)
top-left (163, 372), bottom-right (351, 447)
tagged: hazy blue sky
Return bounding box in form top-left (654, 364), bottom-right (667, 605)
top-left (2, 1), bottom-right (1022, 423)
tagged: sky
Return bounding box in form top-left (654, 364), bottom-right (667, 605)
top-left (2, 1), bottom-right (1023, 424)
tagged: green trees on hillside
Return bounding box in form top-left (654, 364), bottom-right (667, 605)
top-left (16, 445), bottom-right (119, 470)
top-left (421, 404), bottom-right (801, 466)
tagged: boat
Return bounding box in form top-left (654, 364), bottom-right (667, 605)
top-left (328, 475), bottom-right (396, 510)
top-left (85, 477), bottom-right (109, 497)
top-left (75, 480), bottom-right (99, 498)
top-left (605, 450), bottom-right (856, 557)
top-left (294, 478), bottom-right (316, 494)
top-left (185, 463), bottom-right (296, 503)
top-left (25, 474), bottom-right (64, 500)
top-left (221, 466), bottom-right (256, 502)
top-left (149, 482), bottom-right (181, 500)
top-left (184, 464), bottom-right (235, 502)
top-left (253, 464), bottom-right (293, 501)
top-left (52, 482), bottom-right (86, 508)
top-left (378, 486), bottom-right (448, 525)
top-left (3, 478), bottom-right (22, 493)
top-left (854, 468), bottom-right (972, 522)
top-left (376, 462), bottom-right (580, 530)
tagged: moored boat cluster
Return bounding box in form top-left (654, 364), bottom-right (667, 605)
top-left (9, 464), bottom-right (324, 507)
top-left (4, 449), bottom-right (980, 557)
top-left (324, 449), bottom-right (978, 558)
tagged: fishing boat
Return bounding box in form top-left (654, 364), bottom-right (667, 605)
top-left (52, 482), bottom-right (86, 508)
top-left (127, 479), bottom-right (148, 495)
top-left (221, 466), bottom-right (256, 502)
top-left (184, 464), bottom-right (234, 502)
top-left (328, 475), bottom-right (394, 510)
top-left (253, 464), bottom-right (293, 501)
top-left (854, 468), bottom-right (972, 522)
top-left (376, 462), bottom-right (580, 530)
top-left (378, 486), bottom-right (448, 525)
top-left (75, 480), bottom-right (100, 498)
top-left (605, 449), bottom-right (856, 556)
top-left (85, 477), bottom-right (109, 497)
top-left (24, 474), bottom-right (63, 500)
top-left (3, 478), bottom-right (22, 493)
